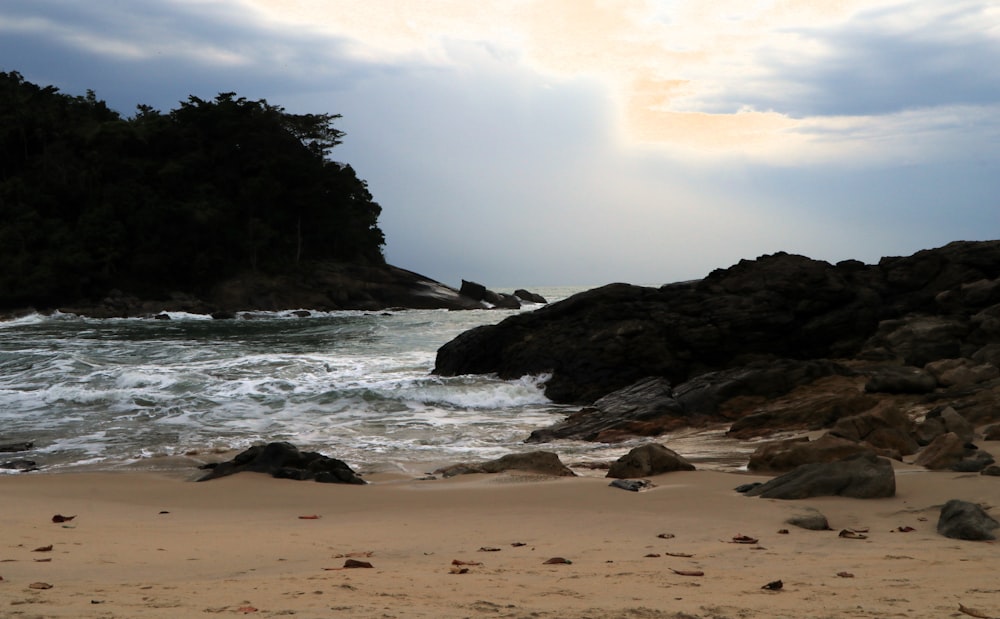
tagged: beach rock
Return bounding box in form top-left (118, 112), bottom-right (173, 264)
top-left (924, 358), bottom-right (999, 388)
top-left (434, 451), bottom-right (576, 478)
top-left (514, 289), bottom-right (548, 304)
top-left (937, 499), bottom-right (1000, 540)
top-left (912, 432), bottom-right (971, 470)
top-left (725, 375), bottom-right (876, 439)
top-left (435, 241), bottom-right (1000, 407)
top-left (609, 479), bottom-right (655, 491)
top-left (1, 458), bottom-right (39, 471)
top-left (527, 360), bottom-right (852, 443)
top-left (197, 442), bottom-right (365, 484)
top-left (606, 443), bottom-right (695, 479)
top-left (745, 452), bottom-right (896, 499)
top-left (980, 465), bottom-right (1000, 476)
top-left (61, 263), bottom-right (490, 317)
top-left (747, 434), bottom-right (874, 472)
top-left (0, 441), bottom-right (33, 452)
top-left (459, 280), bottom-right (521, 309)
top-left (863, 365), bottom-right (937, 394)
top-left (526, 377), bottom-right (682, 443)
top-left (952, 448), bottom-right (995, 473)
top-left (862, 316), bottom-right (968, 367)
top-left (914, 406), bottom-right (975, 445)
top-left (785, 508), bottom-right (832, 531)
top-left (827, 402), bottom-right (919, 455)
top-left (983, 424), bottom-right (1000, 441)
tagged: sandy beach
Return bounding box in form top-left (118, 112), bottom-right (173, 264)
top-left (2, 464), bottom-right (999, 619)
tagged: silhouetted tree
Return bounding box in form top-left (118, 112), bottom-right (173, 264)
top-left (0, 72), bottom-right (386, 307)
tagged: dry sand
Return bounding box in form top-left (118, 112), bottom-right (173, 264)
top-left (1, 465), bottom-right (999, 619)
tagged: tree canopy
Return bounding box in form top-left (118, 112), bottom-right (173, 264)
top-left (0, 71), bottom-right (386, 308)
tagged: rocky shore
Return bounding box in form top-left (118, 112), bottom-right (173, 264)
top-left (6, 262), bottom-right (546, 319)
top-left (434, 240), bottom-right (1000, 474)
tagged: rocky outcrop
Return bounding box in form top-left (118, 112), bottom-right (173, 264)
top-left (744, 453), bottom-right (896, 500)
top-left (433, 241), bottom-right (1000, 455)
top-left (197, 442), bottom-right (366, 484)
top-left (54, 263), bottom-right (547, 317)
top-left (937, 500), bottom-right (1000, 541)
top-left (460, 280), bottom-right (521, 309)
top-left (605, 443), bottom-right (695, 478)
top-left (527, 360), bottom-right (854, 443)
top-left (515, 289), bottom-right (548, 304)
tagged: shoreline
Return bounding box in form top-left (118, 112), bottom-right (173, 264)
top-left (3, 466), bottom-right (998, 618)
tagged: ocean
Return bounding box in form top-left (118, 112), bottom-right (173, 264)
top-left (0, 286), bottom-right (755, 477)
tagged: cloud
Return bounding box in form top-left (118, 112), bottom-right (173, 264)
top-left (1, 0), bottom-right (996, 287)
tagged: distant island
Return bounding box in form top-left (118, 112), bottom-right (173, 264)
top-left (0, 71), bottom-right (512, 316)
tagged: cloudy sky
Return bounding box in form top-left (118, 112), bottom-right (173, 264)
top-left (2, 1), bottom-right (998, 287)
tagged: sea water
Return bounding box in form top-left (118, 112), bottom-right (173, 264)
top-left (0, 286), bottom-right (755, 476)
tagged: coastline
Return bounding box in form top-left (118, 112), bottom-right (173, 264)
top-left (3, 466), bottom-right (998, 618)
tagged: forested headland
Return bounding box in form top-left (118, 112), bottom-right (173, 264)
top-left (0, 71), bottom-right (388, 311)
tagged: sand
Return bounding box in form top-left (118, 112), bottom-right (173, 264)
top-left (1, 465), bottom-right (999, 619)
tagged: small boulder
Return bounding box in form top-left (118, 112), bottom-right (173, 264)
top-left (785, 508), bottom-right (832, 531)
top-left (1, 459), bottom-right (39, 471)
top-left (913, 432), bottom-right (969, 470)
top-left (937, 499), bottom-right (999, 540)
top-left (745, 452), bottom-right (896, 500)
top-left (983, 424), bottom-right (1000, 441)
top-left (606, 443), bottom-right (695, 479)
top-left (197, 442), bottom-right (365, 484)
top-left (514, 289), bottom-right (548, 304)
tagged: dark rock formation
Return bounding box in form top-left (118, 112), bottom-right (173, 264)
top-left (435, 241), bottom-right (1000, 403)
top-left (937, 499), bottom-right (1000, 540)
top-left (827, 402), bottom-right (919, 456)
top-left (1, 459), bottom-right (38, 471)
top-left (605, 443), bottom-right (695, 478)
top-left (197, 442), bottom-right (366, 484)
top-left (527, 360), bottom-right (851, 443)
top-left (725, 375), bottom-right (877, 439)
top-left (515, 289), bottom-right (548, 304)
top-left (59, 263), bottom-right (491, 317)
top-left (526, 377), bottom-right (682, 443)
top-left (863, 365), bottom-right (937, 394)
top-left (459, 280), bottom-right (521, 309)
top-left (924, 358), bottom-right (999, 388)
top-left (0, 441), bottom-right (33, 453)
top-left (433, 240), bottom-right (1000, 451)
top-left (744, 452), bottom-right (896, 499)
top-left (433, 451), bottom-right (576, 478)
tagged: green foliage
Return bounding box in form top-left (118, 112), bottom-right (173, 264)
top-left (0, 71), bottom-right (385, 307)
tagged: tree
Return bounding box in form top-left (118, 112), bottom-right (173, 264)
top-left (0, 72), bottom-right (386, 308)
